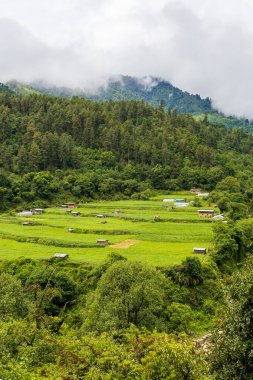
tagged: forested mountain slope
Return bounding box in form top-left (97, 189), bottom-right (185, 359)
top-left (5, 76), bottom-right (253, 131)
top-left (0, 91), bottom-right (253, 209)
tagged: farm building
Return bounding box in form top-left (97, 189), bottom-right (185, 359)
top-left (53, 253), bottom-right (69, 259)
top-left (163, 199), bottom-right (174, 203)
top-left (67, 228), bottom-right (74, 233)
top-left (96, 214), bottom-right (104, 218)
top-left (72, 212), bottom-right (80, 217)
top-left (22, 221), bottom-right (32, 226)
top-left (66, 210), bottom-right (72, 213)
top-left (175, 199), bottom-right (185, 203)
top-left (175, 202), bottom-right (189, 207)
top-left (193, 247), bottom-right (206, 254)
top-left (190, 188), bottom-right (202, 194)
top-left (213, 214), bottom-right (225, 221)
top-left (96, 239), bottom-right (109, 246)
top-left (31, 208), bottom-right (43, 215)
top-left (198, 210), bottom-right (214, 217)
top-left (197, 193), bottom-right (209, 197)
top-left (62, 202), bottom-right (77, 208)
top-left (18, 211), bottom-right (32, 217)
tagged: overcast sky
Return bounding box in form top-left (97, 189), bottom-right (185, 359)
top-left (0, 0), bottom-right (252, 117)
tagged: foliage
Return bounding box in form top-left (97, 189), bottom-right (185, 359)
top-left (211, 257), bottom-right (253, 379)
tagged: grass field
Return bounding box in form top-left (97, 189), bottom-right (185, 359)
top-left (0, 193), bottom-right (216, 266)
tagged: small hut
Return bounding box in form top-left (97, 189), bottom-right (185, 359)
top-left (66, 209), bottom-right (72, 214)
top-left (62, 202), bottom-right (77, 208)
top-left (65, 202), bottom-right (77, 208)
top-left (193, 247), bottom-right (206, 254)
top-left (175, 202), bottom-right (189, 207)
top-left (67, 228), bottom-right (74, 233)
top-left (53, 253), bottom-right (69, 260)
top-left (22, 221), bottom-right (32, 226)
top-left (96, 214), bottom-right (104, 218)
top-left (213, 214), bottom-right (224, 221)
top-left (31, 208), bottom-right (43, 215)
top-left (96, 239), bottom-right (109, 246)
top-left (190, 188), bottom-right (202, 194)
top-left (18, 211), bottom-right (32, 217)
top-left (198, 210), bottom-right (214, 218)
top-left (72, 212), bottom-right (80, 217)
top-left (197, 193), bottom-right (209, 197)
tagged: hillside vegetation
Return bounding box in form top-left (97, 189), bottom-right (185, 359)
top-left (6, 75), bottom-right (253, 131)
top-left (1, 91), bottom-right (253, 378)
top-left (1, 91), bottom-right (253, 210)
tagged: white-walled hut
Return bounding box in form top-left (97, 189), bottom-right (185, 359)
top-left (18, 211), bottom-right (32, 217)
top-left (53, 253), bottom-right (69, 260)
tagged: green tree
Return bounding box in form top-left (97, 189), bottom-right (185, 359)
top-left (84, 260), bottom-right (167, 332)
top-left (211, 258), bottom-right (253, 379)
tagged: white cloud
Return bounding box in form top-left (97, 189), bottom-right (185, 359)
top-left (0, 0), bottom-right (252, 117)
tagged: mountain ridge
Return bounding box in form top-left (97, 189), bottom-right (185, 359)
top-left (3, 76), bottom-right (253, 131)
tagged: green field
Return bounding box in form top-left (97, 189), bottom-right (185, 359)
top-left (0, 193), bottom-right (216, 266)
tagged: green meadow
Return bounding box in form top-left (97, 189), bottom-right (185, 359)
top-left (0, 193), bottom-right (216, 266)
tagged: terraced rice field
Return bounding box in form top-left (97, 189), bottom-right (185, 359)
top-left (0, 193), bottom-right (217, 266)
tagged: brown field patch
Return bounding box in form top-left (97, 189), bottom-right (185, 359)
top-left (110, 239), bottom-right (140, 249)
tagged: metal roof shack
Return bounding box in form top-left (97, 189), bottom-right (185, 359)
top-left (175, 202), bottom-right (189, 207)
top-left (163, 199), bottom-right (174, 203)
top-left (18, 211), bottom-right (32, 217)
top-left (213, 214), bottom-right (225, 221)
top-left (72, 212), bottom-right (80, 217)
top-left (53, 253), bottom-right (69, 259)
top-left (96, 214), bottom-right (104, 218)
top-left (194, 247), bottom-right (206, 254)
top-left (96, 239), bottom-right (109, 246)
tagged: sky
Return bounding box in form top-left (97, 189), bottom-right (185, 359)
top-left (0, 0), bottom-right (252, 117)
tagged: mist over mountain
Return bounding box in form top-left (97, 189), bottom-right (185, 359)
top-left (5, 75), bottom-right (253, 131)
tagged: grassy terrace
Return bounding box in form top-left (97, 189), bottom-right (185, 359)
top-left (0, 193), bottom-right (216, 266)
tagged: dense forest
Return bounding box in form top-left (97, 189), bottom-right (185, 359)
top-left (1, 90), bottom-right (253, 211)
top-left (1, 90), bottom-right (253, 378)
top-left (7, 76), bottom-right (253, 131)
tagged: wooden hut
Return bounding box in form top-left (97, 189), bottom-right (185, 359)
top-left (22, 221), bottom-right (32, 226)
top-left (198, 210), bottom-right (214, 218)
top-left (96, 239), bottom-right (109, 246)
top-left (62, 202), bottom-right (77, 208)
top-left (31, 208), bottom-right (43, 215)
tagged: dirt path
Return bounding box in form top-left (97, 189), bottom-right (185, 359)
top-left (110, 239), bottom-right (140, 249)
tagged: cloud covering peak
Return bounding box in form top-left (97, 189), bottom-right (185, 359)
top-left (0, 0), bottom-right (253, 117)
